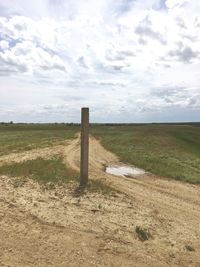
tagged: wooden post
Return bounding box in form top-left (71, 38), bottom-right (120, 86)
top-left (80, 107), bottom-right (89, 186)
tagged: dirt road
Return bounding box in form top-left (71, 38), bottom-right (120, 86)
top-left (0, 135), bottom-right (200, 266)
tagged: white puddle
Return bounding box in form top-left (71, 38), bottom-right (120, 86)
top-left (106, 165), bottom-right (146, 177)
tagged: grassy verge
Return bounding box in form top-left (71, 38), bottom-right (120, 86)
top-left (91, 124), bottom-right (200, 184)
top-left (0, 156), bottom-right (115, 194)
top-left (0, 157), bottom-right (78, 184)
top-left (0, 123), bottom-right (80, 156)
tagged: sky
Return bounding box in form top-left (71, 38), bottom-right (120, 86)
top-left (0, 0), bottom-right (200, 123)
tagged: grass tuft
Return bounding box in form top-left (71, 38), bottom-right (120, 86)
top-left (135, 226), bottom-right (152, 241)
top-left (86, 179), bottom-right (115, 195)
top-left (73, 179), bottom-right (116, 196)
top-left (185, 245), bottom-right (195, 252)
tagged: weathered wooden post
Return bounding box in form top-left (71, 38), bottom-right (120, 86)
top-left (80, 107), bottom-right (89, 186)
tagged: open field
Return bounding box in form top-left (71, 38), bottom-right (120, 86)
top-left (0, 123), bottom-right (200, 266)
top-left (1, 123), bottom-right (200, 183)
top-left (91, 123), bottom-right (200, 184)
top-left (0, 123), bottom-right (80, 156)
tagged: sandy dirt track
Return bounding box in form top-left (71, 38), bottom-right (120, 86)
top-left (0, 135), bottom-right (200, 266)
top-left (0, 146), bottom-right (65, 167)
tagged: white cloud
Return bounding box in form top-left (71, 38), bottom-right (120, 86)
top-left (0, 0), bottom-right (200, 122)
top-left (0, 40), bottom-right (9, 50)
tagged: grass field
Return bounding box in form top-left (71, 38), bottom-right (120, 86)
top-left (0, 156), bottom-right (113, 194)
top-left (91, 123), bottom-right (200, 184)
top-left (0, 157), bottom-right (78, 184)
top-left (0, 123), bottom-right (114, 193)
top-left (0, 123), bottom-right (200, 184)
top-left (0, 123), bottom-right (80, 156)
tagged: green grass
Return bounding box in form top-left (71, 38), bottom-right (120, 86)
top-left (0, 157), bottom-right (79, 184)
top-left (0, 123), bottom-right (80, 156)
top-left (1, 123), bottom-right (200, 185)
top-left (0, 155), bottom-right (114, 194)
top-left (91, 124), bottom-right (200, 184)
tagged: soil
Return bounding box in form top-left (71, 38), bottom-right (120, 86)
top-left (0, 135), bottom-right (200, 266)
top-left (0, 145), bottom-right (66, 167)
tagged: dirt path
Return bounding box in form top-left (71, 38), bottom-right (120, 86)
top-left (0, 145), bottom-right (66, 166)
top-left (63, 135), bottom-right (200, 266)
top-left (0, 135), bottom-right (200, 266)
top-left (64, 135), bottom-right (200, 219)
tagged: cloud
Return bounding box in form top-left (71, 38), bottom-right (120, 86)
top-left (0, 40), bottom-right (9, 50)
top-left (169, 44), bottom-right (199, 63)
top-left (135, 16), bottom-right (167, 45)
top-left (0, 0), bottom-right (200, 122)
top-left (176, 17), bottom-right (187, 29)
top-left (0, 50), bottom-right (28, 75)
top-left (77, 56), bottom-right (88, 69)
top-left (149, 85), bottom-right (200, 110)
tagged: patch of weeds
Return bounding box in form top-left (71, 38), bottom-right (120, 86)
top-left (12, 177), bottom-right (27, 188)
top-left (98, 203), bottom-right (102, 209)
top-left (72, 179), bottom-right (118, 197)
top-left (0, 157), bottom-right (79, 185)
top-left (43, 182), bottom-right (56, 190)
top-left (135, 226), bottom-right (152, 242)
top-left (185, 245), bottom-right (195, 252)
top-left (86, 179), bottom-right (116, 195)
top-left (72, 185), bottom-right (86, 197)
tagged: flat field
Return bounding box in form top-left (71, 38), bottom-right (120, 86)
top-left (91, 123), bottom-right (200, 184)
top-left (0, 123), bottom-right (200, 267)
top-left (1, 123), bottom-right (200, 183)
top-left (0, 123), bottom-right (80, 156)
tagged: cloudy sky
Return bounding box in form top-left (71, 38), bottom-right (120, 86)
top-left (0, 0), bottom-right (200, 123)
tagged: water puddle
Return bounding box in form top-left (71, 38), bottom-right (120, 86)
top-left (106, 165), bottom-right (146, 177)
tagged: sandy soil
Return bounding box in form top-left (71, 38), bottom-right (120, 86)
top-left (0, 145), bottom-right (66, 167)
top-left (0, 135), bottom-right (200, 266)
